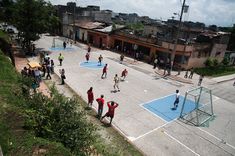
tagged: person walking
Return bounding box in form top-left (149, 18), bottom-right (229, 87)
top-left (101, 101), bottom-right (119, 125)
top-left (88, 44), bottom-right (91, 53)
top-left (96, 95), bottom-right (104, 119)
top-left (46, 64), bottom-right (51, 79)
top-left (41, 65), bottom-right (46, 77)
top-left (198, 75), bottom-right (204, 86)
top-left (120, 54), bottom-right (124, 64)
top-left (121, 69), bottom-right (128, 81)
top-left (173, 90), bottom-right (180, 110)
top-left (50, 59), bottom-right (54, 74)
top-left (98, 55), bottom-right (103, 66)
top-left (63, 41), bottom-right (67, 49)
top-left (189, 68), bottom-right (194, 79)
top-left (153, 58), bottom-right (158, 69)
top-left (58, 53), bottom-right (64, 66)
top-left (113, 74), bottom-right (120, 92)
top-left (87, 87), bottom-right (94, 107)
top-left (85, 52), bottom-right (90, 63)
top-left (60, 69), bottom-right (66, 85)
top-left (101, 64), bottom-right (108, 79)
top-left (184, 70), bottom-right (189, 78)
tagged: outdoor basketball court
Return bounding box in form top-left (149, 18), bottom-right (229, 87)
top-left (34, 35), bottom-right (235, 156)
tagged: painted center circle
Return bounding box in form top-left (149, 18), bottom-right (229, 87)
top-left (49, 47), bottom-right (75, 51)
top-left (80, 61), bottom-right (105, 69)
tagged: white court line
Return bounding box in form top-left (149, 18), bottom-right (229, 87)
top-left (139, 93), bottom-right (175, 107)
top-left (140, 104), bottom-right (168, 123)
top-left (198, 127), bottom-right (235, 150)
top-left (163, 130), bottom-right (200, 156)
top-left (91, 105), bottom-right (130, 140)
top-left (133, 119), bottom-right (177, 141)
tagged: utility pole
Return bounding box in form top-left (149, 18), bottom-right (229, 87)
top-left (169, 0), bottom-right (186, 75)
top-left (73, 2), bottom-right (76, 41)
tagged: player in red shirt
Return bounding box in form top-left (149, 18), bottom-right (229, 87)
top-left (96, 95), bottom-right (104, 119)
top-left (101, 64), bottom-right (108, 79)
top-left (85, 52), bottom-right (90, 63)
top-left (101, 101), bottom-right (119, 125)
top-left (121, 69), bottom-right (128, 81)
top-left (87, 87), bottom-right (94, 107)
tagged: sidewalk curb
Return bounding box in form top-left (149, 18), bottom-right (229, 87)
top-left (154, 71), bottom-right (193, 84)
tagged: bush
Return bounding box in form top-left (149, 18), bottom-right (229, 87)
top-left (222, 58), bottom-right (230, 66)
top-left (213, 58), bottom-right (219, 66)
top-left (23, 86), bottom-right (98, 155)
top-left (204, 58), bottom-right (213, 67)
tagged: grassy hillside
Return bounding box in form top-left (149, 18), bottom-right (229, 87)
top-left (0, 51), bottom-right (71, 155)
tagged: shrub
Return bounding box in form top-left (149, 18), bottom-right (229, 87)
top-left (222, 58), bottom-right (230, 66)
top-left (213, 58), bottom-right (219, 66)
top-left (204, 58), bottom-right (213, 67)
top-left (23, 85), bottom-right (98, 155)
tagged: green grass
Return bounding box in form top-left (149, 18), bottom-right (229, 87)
top-left (0, 50), bottom-right (73, 156)
top-left (194, 66), bottom-right (235, 77)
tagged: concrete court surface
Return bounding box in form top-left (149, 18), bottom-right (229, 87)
top-left (34, 35), bottom-right (235, 156)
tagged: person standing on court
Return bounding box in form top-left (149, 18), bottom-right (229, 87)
top-left (88, 44), bottom-right (91, 53)
top-left (188, 68), bottom-right (194, 79)
top-left (60, 69), bottom-right (65, 85)
top-left (85, 52), bottom-right (90, 63)
top-left (120, 54), bottom-right (124, 64)
top-left (63, 41), bottom-right (67, 49)
top-left (113, 74), bottom-right (120, 92)
top-left (98, 55), bottom-right (103, 66)
top-left (101, 64), bottom-right (108, 79)
top-left (184, 70), bottom-right (189, 78)
top-left (87, 87), bottom-right (94, 107)
top-left (121, 69), bottom-right (128, 81)
top-left (101, 101), bottom-right (119, 125)
top-left (96, 95), bottom-right (104, 119)
top-left (198, 75), bottom-right (204, 86)
top-left (173, 90), bottom-right (180, 110)
top-left (58, 53), bottom-right (64, 66)
top-left (153, 58), bottom-right (158, 69)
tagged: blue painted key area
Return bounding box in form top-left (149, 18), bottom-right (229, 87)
top-left (143, 94), bottom-right (196, 122)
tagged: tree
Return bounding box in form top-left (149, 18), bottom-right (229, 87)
top-left (14, 0), bottom-right (59, 54)
top-left (0, 0), bottom-right (15, 24)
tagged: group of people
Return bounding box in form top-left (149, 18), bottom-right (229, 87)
top-left (21, 53), bottom-right (56, 92)
top-left (63, 40), bottom-right (74, 49)
top-left (184, 68), bottom-right (194, 79)
top-left (101, 64), bottom-right (128, 92)
top-left (86, 88), bottom-right (119, 125)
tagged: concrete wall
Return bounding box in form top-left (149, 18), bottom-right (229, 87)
top-left (63, 25), bottom-right (73, 38)
top-left (88, 31), bottom-right (108, 48)
top-left (187, 57), bottom-right (208, 69)
top-left (143, 25), bottom-right (161, 36)
top-left (78, 28), bottom-right (88, 42)
top-left (62, 13), bottom-right (73, 25)
top-left (162, 42), bottom-right (193, 52)
top-left (210, 43), bottom-right (227, 60)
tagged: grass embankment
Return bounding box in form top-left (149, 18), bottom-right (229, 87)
top-left (0, 51), bottom-right (71, 155)
top-left (195, 66), bottom-right (235, 77)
